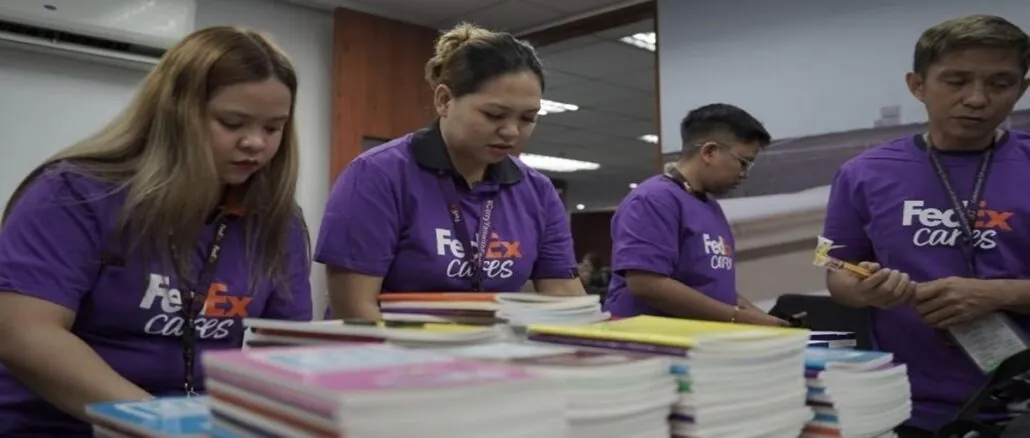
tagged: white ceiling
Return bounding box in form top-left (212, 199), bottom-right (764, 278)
top-left (285, 0), bottom-right (659, 210)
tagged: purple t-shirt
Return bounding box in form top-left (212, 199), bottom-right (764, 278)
top-left (823, 131), bottom-right (1030, 431)
top-left (0, 165), bottom-right (312, 436)
top-left (314, 121), bottom-right (577, 293)
top-left (604, 175), bottom-right (738, 317)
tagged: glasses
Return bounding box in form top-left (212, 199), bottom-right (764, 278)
top-left (698, 141), bottom-right (756, 173)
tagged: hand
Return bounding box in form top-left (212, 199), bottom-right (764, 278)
top-left (852, 262), bottom-right (916, 309)
top-left (914, 277), bottom-right (1000, 328)
top-left (736, 308), bottom-right (789, 327)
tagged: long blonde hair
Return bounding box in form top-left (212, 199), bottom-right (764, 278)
top-left (2, 26), bottom-right (305, 294)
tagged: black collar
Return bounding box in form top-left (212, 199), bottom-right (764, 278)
top-left (410, 119), bottom-right (523, 186)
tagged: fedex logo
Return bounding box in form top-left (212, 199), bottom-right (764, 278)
top-left (434, 228), bottom-right (517, 280)
top-left (900, 200), bottom-right (1013, 249)
top-left (138, 274), bottom-right (252, 340)
top-left (435, 229), bottom-right (468, 258)
top-left (702, 233), bottom-right (733, 270)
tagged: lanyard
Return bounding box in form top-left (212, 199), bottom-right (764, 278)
top-left (664, 165), bottom-right (695, 193)
top-left (436, 177), bottom-right (495, 292)
top-left (925, 134), bottom-right (996, 277)
top-left (172, 218), bottom-right (230, 397)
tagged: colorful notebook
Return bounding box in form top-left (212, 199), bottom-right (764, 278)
top-left (204, 343), bottom-right (538, 392)
top-left (86, 396), bottom-right (211, 437)
top-left (529, 315), bottom-right (809, 349)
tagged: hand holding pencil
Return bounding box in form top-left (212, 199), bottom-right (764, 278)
top-left (813, 236), bottom-right (915, 310)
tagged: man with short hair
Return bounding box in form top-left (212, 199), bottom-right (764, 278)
top-left (822, 15), bottom-right (1030, 437)
top-left (604, 103), bottom-right (786, 326)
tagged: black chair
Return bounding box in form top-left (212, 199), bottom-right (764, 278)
top-left (768, 294), bottom-right (872, 350)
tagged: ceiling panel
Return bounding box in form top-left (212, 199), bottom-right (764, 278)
top-left (536, 35), bottom-right (602, 56)
top-left (600, 95), bottom-right (656, 120)
top-left (594, 18), bottom-right (655, 40)
top-left (588, 119), bottom-right (657, 141)
top-left (437, 0), bottom-right (567, 31)
top-left (598, 66), bottom-right (655, 91)
top-left (542, 69), bottom-right (580, 89)
top-left (523, 140), bottom-right (596, 162)
top-left (333, 0), bottom-right (501, 26)
top-left (533, 122), bottom-right (625, 147)
top-left (538, 108), bottom-right (637, 129)
top-left (545, 80), bottom-right (648, 107)
top-left (541, 41), bottom-right (654, 78)
top-left (533, 0), bottom-right (649, 13)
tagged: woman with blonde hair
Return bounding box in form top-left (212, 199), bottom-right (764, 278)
top-left (0, 26), bottom-right (312, 435)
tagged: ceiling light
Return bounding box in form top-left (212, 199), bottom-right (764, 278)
top-left (518, 153), bottom-right (600, 173)
top-left (639, 134), bottom-right (658, 144)
top-left (619, 32), bottom-right (655, 52)
top-left (575, 204), bottom-right (586, 211)
top-left (629, 183), bottom-right (638, 189)
top-left (539, 99), bottom-right (579, 115)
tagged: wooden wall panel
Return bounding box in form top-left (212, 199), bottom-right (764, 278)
top-left (330, 8), bottom-right (439, 182)
top-left (570, 211), bottom-right (614, 266)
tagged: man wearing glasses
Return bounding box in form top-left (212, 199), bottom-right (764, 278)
top-left (603, 103), bottom-right (787, 326)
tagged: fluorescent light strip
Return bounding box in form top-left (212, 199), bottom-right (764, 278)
top-left (518, 153), bottom-right (600, 173)
top-left (539, 99), bottom-right (579, 115)
top-left (639, 134), bottom-right (659, 144)
top-left (619, 32), bottom-right (655, 52)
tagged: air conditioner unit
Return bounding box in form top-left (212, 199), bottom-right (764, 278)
top-left (0, 0), bottom-right (196, 71)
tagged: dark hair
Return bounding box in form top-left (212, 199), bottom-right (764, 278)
top-left (424, 22), bottom-right (545, 98)
top-left (914, 15), bottom-right (1030, 76)
top-left (679, 103), bottom-right (771, 154)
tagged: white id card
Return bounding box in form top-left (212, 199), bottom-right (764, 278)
top-left (949, 312), bottom-right (1030, 373)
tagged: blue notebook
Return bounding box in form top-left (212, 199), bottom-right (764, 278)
top-left (804, 347), bottom-right (893, 371)
top-left (86, 396), bottom-right (214, 437)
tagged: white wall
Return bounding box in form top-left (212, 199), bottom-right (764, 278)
top-left (738, 249), bottom-right (827, 306)
top-left (0, 0), bottom-right (333, 316)
top-left (657, 0), bottom-right (1030, 153)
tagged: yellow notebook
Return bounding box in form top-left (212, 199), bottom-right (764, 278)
top-left (528, 315), bottom-right (809, 349)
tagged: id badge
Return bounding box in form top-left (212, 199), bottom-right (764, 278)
top-left (949, 312), bottom-right (1030, 373)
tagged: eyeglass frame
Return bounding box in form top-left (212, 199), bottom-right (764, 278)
top-left (695, 141), bottom-right (757, 173)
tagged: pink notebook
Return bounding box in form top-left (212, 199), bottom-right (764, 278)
top-left (202, 344), bottom-right (538, 393)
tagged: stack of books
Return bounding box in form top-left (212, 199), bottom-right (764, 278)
top-left (201, 343), bottom-right (568, 437)
top-left (379, 293), bottom-right (501, 325)
top-left (375, 292), bottom-right (608, 327)
top-left (527, 315), bottom-right (815, 437)
top-left (802, 348), bottom-right (911, 438)
top-left (435, 342), bottom-right (678, 438)
top-left (85, 396), bottom-right (217, 437)
top-left (495, 293), bottom-right (608, 326)
top-left (242, 318), bottom-right (504, 348)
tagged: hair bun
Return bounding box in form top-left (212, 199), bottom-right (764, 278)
top-left (426, 22), bottom-right (495, 88)
top-left (434, 22), bottom-right (492, 58)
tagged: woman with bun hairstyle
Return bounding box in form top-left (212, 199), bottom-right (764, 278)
top-left (0, 26), bottom-right (312, 436)
top-left (316, 22), bottom-right (585, 320)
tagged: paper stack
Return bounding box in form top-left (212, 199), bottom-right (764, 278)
top-left (242, 318), bottom-right (504, 349)
top-left (527, 315), bottom-right (814, 438)
top-left (802, 348), bottom-right (911, 438)
top-left (436, 341), bottom-right (678, 438)
top-left (85, 396), bottom-right (220, 438)
top-left (377, 292), bottom-right (609, 327)
top-left (378, 293), bottom-right (501, 325)
top-left (495, 293), bottom-right (608, 326)
top-left (201, 343), bottom-right (567, 438)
